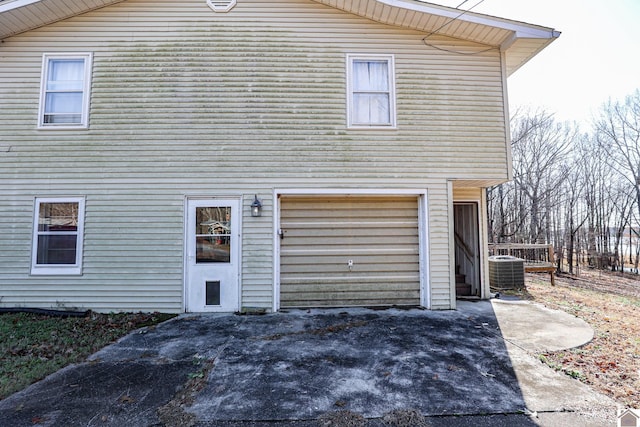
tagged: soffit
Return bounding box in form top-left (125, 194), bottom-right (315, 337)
top-left (0, 0), bottom-right (559, 75)
top-left (311, 0), bottom-right (559, 75)
top-left (0, 0), bottom-right (125, 40)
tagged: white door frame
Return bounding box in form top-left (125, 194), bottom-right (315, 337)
top-left (273, 189), bottom-right (430, 311)
top-left (184, 197), bottom-right (241, 312)
top-left (451, 188), bottom-right (490, 303)
top-left (453, 202), bottom-right (481, 296)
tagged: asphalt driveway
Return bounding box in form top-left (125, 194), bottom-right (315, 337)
top-left (0, 300), bottom-right (617, 426)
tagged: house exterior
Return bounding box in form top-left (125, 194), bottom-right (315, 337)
top-left (619, 408), bottom-right (640, 427)
top-left (0, 0), bottom-right (558, 313)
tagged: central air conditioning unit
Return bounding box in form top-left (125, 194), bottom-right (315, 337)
top-left (488, 255), bottom-right (525, 289)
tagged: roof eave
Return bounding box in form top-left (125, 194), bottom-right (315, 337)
top-left (503, 30), bottom-right (561, 76)
top-left (0, 0), bottom-right (560, 73)
top-left (311, 0), bottom-right (559, 75)
top-left (0, 0), bottom-right (126, 40)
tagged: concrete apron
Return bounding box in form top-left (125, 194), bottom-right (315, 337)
top-left (489, 300), bottom-right (616, 425)
top-left (0, 300), bottom-right (617, 426)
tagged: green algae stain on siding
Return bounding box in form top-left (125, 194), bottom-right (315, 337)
top-left (95, 25), bottom-right (345, 136)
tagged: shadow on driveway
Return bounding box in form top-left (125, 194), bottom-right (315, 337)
top-left (0, 301), bottom-right (610, 426)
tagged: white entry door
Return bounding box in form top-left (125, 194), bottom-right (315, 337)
top-left (185, 198), bottom-right (240, 312)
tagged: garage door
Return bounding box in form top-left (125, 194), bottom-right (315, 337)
top-left (279, 195), bottom-right (421, 307)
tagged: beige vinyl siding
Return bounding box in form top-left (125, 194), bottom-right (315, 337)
top-left (0, 0), bottom-right (508, 312)
top-left (241, 195), bottom-right (274, 308)
top-left (280, 196), bottom-right (420, 307)
top-left (426, 183), bottom-right (453, 309)
top-left (453, 187), bottom-right (483, 201)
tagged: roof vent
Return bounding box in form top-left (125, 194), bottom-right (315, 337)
top-left (207, 0), bottom-right (236, 12)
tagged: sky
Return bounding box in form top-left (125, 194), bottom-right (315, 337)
top-left (434, 0), bottom-right (640, 126)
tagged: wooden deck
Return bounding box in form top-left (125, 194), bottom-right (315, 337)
top-left (488, 244), bottom-right (556, 286)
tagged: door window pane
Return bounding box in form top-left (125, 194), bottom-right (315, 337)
top-left (196, 206), bottom-right (231, 263)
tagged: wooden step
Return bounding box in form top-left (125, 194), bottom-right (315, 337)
top-left (456, 283), bottom-right (472, 296)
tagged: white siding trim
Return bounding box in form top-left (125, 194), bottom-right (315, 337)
top-left (419, 191), bottom-right (430, 308)
top-left (272, 189), bottom-right (281, 312)
top-left (346, 53), bottom-right (397, 130)
top-left (479, 189), bottom-right (490, 299)
top-left (182, 197), bottom-right (189, 312)
top-left (446, 181), bottom-right (456, 309)
top-left (31, 196), bottom-right (85, 276)
top-left (276, 188), bottom-right (425, 195)
top-left (452, 192), bottom-right (490, 299)
top-left (37, 52), bottom-right (93, 130)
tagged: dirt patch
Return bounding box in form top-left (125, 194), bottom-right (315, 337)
top-left (524, 271), bottom-right (640, 408)
top-left (381, 409), bottom-right (431, 426)
top-left (317, 409), bottom-right (431, 427)
top-left (157, 356), bottom-right (216, 427)
top-left (318, 410), bottom-right (366, 427)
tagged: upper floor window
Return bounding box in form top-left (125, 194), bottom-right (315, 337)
top-left (347, 54), bottom-right (396, 129)
top-left (31, 197), bottom-right (85, 275)
top-left (38, 53), bottom-right (92, 129)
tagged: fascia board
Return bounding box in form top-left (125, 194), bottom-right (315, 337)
top-left (0, 0), bottom-right (40, 13)
top-left (378, 0), bottom-right (558, 41)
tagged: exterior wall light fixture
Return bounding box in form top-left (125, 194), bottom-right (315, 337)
top-left (251, 195), bottom-right (262, 217)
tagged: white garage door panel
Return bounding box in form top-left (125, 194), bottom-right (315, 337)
top-left (280, 196), bottom-right (421, 307)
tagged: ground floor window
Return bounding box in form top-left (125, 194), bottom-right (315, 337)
top-left (31, 197), bottom-right (85, 275)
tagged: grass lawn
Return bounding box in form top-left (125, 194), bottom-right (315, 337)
top-left (521, 272), bottom-right (640, 408)
top-left (0, 311), bottom-right (175, 399)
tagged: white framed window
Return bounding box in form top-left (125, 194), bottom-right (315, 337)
top-left (31, 197), bottom-right (85, 275)
top-left (38, 53), bottom-right (93, 129)
top-left (346, 54), bottom-right (396, 129)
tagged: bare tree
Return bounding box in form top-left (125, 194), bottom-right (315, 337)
top-left (610, 183), bottom-right (636, 271)
top-left (561, 155), bottom-right (588, 274)
top-left (595, 90), bottom-right (640, 230)
top-left (509, 109), bottom-right (576, 243)
top-left (487, 91), bottom-right (640, 276)
top-left (576, 135), bottom-right (617, 268)
top-left (487, 180), bottom-right (523, 242)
